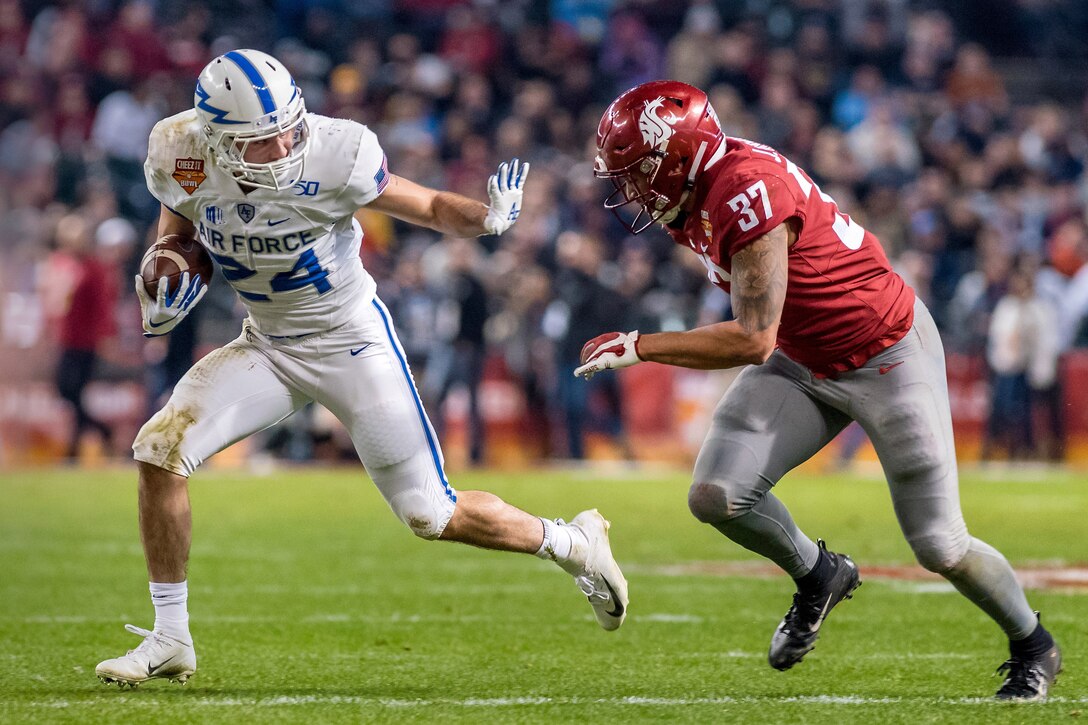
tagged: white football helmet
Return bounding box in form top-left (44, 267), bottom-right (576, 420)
top-left (194, 49), bottom-right (309, 190)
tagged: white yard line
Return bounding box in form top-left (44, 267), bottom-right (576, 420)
top-left (25, 694), bottom-right (1088, 709)
top-left (16, 612), bottom-right (701, 625)
top-left (670, 651), bottom-right (978, 660)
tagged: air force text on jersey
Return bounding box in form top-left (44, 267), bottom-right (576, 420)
top-left (197, 222), bottom-right (318, 256)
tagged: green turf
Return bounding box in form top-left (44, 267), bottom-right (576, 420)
top-left (1, 466), bottom-right (1085, 723)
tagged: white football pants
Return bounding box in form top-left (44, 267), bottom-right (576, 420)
top-left (133, 295), bottom-right (457, 539)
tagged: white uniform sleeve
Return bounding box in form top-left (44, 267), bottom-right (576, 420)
top-left (340, 126), bottom-right (390, 209)
top-left (143, 119), bottom-right (188, 213)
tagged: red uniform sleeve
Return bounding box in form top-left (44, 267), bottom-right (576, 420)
top-left (716, 172), bottom-right (803, 257)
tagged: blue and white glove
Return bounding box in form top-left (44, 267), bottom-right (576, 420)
top-left (483, 158), bottom-right (529, 236)
top-left (134, 272), bottom-right (207, 337)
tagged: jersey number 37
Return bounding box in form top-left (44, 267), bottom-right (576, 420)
top-left (727, 142), bottom-right (865, 250)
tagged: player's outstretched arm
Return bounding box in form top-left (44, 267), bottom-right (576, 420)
top-left (366, 159), bottom-right (528, 237)
top-left (574, 221), bottom-right (793, 378)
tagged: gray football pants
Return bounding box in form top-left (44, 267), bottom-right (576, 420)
top-left (689, 300), bottom-right (1038, 639)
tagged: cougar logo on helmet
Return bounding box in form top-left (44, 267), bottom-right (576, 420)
top-left (639, 97), bottom-right (676, 152)
top-left (596, 80), bottom-right (724, 234)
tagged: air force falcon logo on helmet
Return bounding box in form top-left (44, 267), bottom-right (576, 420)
top-left (639, 97), bottom-right (677, 152)
top-left (193, 49), bottom-right (309, 191)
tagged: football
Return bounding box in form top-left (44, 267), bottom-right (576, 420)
top-left (139, 234), bottom-right (214, 298)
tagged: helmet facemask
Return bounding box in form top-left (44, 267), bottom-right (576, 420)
top-left (204, 95), bottom-right (309, 191)
top-left (595, 152), bottom-right (684, 234)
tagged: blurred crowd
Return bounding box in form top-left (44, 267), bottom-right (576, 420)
top-left (4, 0), bottom-right (1088, 463)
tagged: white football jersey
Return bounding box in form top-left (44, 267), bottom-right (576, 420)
top-left (144, 109), bottom-right (388, 336)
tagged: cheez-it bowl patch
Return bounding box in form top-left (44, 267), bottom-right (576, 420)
top-left (173, 158), bottom-right (207, 195)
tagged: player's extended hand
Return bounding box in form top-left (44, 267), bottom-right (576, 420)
top-left (574, 330), bottom-right (642, 380)
top-left (484, 158), bottom-right (529, 235)
top-left (135, 272), bottom-right (207, 337)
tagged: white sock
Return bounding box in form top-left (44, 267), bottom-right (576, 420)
top-left (535, 518), bottom-right (589, 571)
top-left (150, 581), bottom-right (192, 644)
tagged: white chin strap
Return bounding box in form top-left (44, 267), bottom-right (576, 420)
top-left (688, 141), bottom-right (709, 186)
top-left (658, 139), bottom-right (723, 226)
top-left (703, 138), bottom-right (727, 171)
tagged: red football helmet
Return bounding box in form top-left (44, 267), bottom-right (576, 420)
top-left (595, 80), bottom-right (724, 233)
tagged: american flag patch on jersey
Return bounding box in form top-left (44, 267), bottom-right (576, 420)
top-left (374, 155), bottom-right (389, 193)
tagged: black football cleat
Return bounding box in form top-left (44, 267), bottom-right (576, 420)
top-left (768, 540), bottom-right (861, 671)
top-left (995, 644), bottom-right (1062, 702)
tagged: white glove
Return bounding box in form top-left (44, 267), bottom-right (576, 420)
top-left (135, 272), bottom-right (207, 337)
top-left (574, 330), bottom-right (642, 380)
top-left (483, 158), bottom-right (529, 236)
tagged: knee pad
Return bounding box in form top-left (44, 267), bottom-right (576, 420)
top-left (132, 403), bottom-right (198, 477)
top-left (908, 532), bottom-right (970, 574)
top-left (688, 481), bottom-right (735, 524)
top-left (387, 488), bottom-right (455, 540)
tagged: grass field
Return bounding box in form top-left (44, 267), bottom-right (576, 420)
top-left (1, 465), bottom-right (1085, 723)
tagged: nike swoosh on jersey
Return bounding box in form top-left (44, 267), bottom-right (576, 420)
top-left (878, 361), bottom-right (905, 375)
top-left (602, 577), bottom-right (625, 618)
top-left (268, 218), bottom-right (290, 226)
top-left (350, 344), bottom-right (373, 356)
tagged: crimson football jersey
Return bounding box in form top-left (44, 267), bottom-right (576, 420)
top-left (664, 137), bottom-right (915, 377)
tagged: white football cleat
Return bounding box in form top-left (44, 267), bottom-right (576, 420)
top-left (568, 509), bottom-right (628, 631)
top-left (96, 624), bottom-right (196, 688)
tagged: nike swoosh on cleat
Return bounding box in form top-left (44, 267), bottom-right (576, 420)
top-left (147, 655), bottom-right (178, 676)
top-left (268, 218), bottom-right (290, 226)
top-left (810, 592), bottom-right (834, 633)
top-left (601, 577), bottom-right (625, 618)
top-left (350, 344), bottom-right (373, 356)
